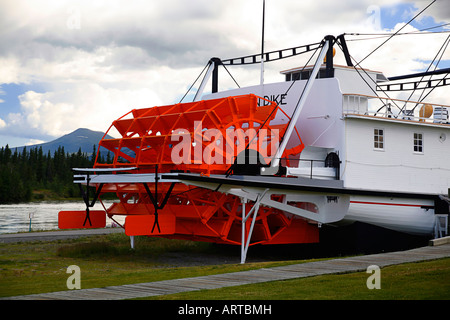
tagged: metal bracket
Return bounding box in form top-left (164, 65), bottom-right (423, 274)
top-left (143, 165), bottom-right (176, 233)
top-left (241, 188), bottom-right (269, 264)
top-left (75, 170), bottom-right (104, 227)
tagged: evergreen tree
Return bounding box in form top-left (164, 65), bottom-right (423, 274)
top-left (0, 144), bottom-right (99, 203)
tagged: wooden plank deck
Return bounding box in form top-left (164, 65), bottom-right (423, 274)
top-left (3, 242), bottom-right (449, 300)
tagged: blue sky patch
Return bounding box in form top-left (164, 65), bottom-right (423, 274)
top-left (380, 2), bottom-right (447, 31)
top-left (0, 83), bottom-right (46, 120)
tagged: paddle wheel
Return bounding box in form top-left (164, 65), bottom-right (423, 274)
top-left (59, 94), bottom-right (318, 246)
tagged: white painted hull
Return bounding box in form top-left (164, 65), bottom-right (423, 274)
top-left (342, 195), bottom-right (436, 236)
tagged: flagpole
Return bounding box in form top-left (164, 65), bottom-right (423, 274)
top-left (260, 0), bottom-right (265, 85)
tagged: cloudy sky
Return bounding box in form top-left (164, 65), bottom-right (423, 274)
top-left (1, 0), bottom-right (449, 148)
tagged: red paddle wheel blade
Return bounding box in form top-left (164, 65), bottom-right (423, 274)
top-left (58, 211), bottom-right (106, 229)
top-left (61, 94), bottom-right (317, 245)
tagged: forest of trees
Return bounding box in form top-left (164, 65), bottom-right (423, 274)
top-left (0, 144), bottom-right (111, 204)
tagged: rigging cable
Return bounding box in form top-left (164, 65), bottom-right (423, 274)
top-left (178, 62), bottom-right (210, 103)
top-left (355, 0), bottom-right (437, 67)
top-left (335, 38), bottom-right (403, 114)
top-left (415, 73), bottom-right (450, 108)
top-left (284, 42), bottom-right (322, 96)
top-left (279, 39), bottom-right (329, 151)
top-left (345, 22), bottom-right (450, 42)
top-left (222, 63), bottom-right (241, 89)
top-left (411, 34), bottom-right (450, 111)
top-left (224, 42), bottom-right (327, 177)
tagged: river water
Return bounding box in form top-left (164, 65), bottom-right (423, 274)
top-left (0, 201), bottom-right (124, 234)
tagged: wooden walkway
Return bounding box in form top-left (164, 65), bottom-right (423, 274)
top-left (3, 241), bottom-right (449, 300)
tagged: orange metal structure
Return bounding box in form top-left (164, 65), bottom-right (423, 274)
top-left (60, 94), bottom-right (319, 246)
top-left (58, 210), bottom-right (106, 229)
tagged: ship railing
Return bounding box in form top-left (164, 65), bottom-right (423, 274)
top-left (248, 154), bottom-right (339, 180)
top-left (279, 158), bottom-right (339, 180)
top-left (434, 214), bottom-right (448, 239)
top-left (342, 94), bottom-right (450, 124)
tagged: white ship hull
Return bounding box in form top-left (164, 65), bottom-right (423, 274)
top-left (343, 196), bottom-right (436, 236)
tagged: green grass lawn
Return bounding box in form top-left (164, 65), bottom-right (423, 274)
top-left (0, 233), bottom-right (299, 297)
top-left (145, 258), bottom-right (450, 300)
top-left (1, 233), bottom-right (449, 300)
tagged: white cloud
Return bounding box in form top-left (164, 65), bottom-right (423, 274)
top-left (13, 84), bottom-right (165, 138)
top-left (24, 139), bottom-right (46, 146)
top-left (0, 0), bottom-right (448, 146)
top-left (0, 57), bottom-right (24, 84)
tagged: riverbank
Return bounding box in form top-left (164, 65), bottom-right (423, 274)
top-left (0, 201), bottom-right (121, 234)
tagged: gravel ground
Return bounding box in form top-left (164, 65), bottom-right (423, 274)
top-left (0, 229), bottom-right (321, 266)
top-left (0, 228), bottom-right (124, 243)
top-left (1, 227), bottom-right (433, 267)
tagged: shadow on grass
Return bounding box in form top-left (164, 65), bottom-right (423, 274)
top-left (55, 221), bottom-right (432, 266)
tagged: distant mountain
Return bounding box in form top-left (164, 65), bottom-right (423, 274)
top-left (12, 128), bottom-right (113, 155)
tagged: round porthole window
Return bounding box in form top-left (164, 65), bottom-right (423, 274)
top-left (439, 133), bottom-right (446, 143)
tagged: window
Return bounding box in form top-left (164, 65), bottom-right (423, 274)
top-left (374, 128), bottom-right (384, 150)
top-left (413, 133), bottom-right (423, 153)
top-left (292, 72), bottom-right (301, 81)
top-left (285, 68), bottom-right (334, 82)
